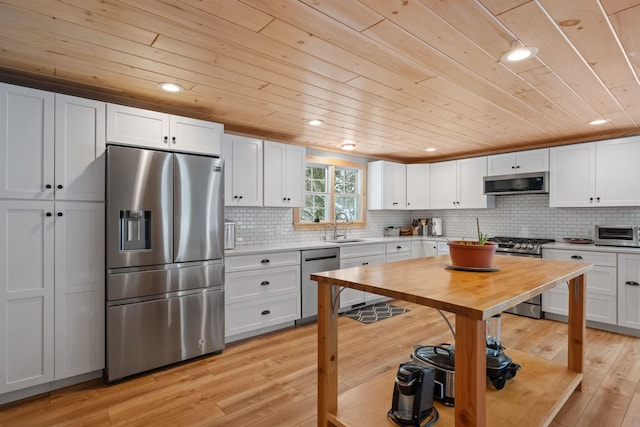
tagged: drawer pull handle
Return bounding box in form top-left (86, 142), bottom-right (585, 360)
top-left (260, 281), bottom-right (270, 286)
top-left (396, 246), bottom-right (402, 249)
top-left (626, 281), bottom-right (640, 287)
top-left (261, 310), bottom-right (271, 315)
top-left (261, 259), bottom-right (270, 264)
top-left (570, 255), bottom-right (583, 260)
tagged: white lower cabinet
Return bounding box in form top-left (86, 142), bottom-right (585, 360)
top-left (618, 253), bottom-right (640, 329)
top-left (225, 251), bottom-right (300, 341)
top-left (542, 249), bottom-right (617, 325)
top-left (0, 201), bottom-right (104, 394)
top-left (339, 244), bottom-right (386, 308)
top-left (422, 240), bottom-right (439, 257)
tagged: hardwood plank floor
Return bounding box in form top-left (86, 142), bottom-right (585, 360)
top-left (1, 300), bottom-right (639, 426)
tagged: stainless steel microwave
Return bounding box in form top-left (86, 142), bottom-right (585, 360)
top-left (595, 225), bottom-right (639, 247)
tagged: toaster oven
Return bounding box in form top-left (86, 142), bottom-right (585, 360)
top-left (595, 225), bottom-right (639, 247)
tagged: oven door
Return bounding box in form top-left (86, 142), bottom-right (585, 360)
top-left (495, 252), bottom-right (542, 319)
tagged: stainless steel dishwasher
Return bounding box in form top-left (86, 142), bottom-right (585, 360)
top-left (298, 247), bottom-right (340, 324)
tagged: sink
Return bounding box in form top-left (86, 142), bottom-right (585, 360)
top-left (325, 239), bottom-right (366, 243)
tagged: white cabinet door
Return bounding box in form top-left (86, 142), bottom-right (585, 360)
top-left (222, 134), bottom-right (263, 206)
top-left (54, 202), bottom-right (105, 380)
top-left (549, 143), bottom-right (595, 207)
top-left (0, 84), bottom-right (55, 200)
top-left (596, 137), bottom-right (640, 207)
top-left (422, 240), bottom-right (438, 257)
top-left (169, 115), bottom-right (222, 156)
top-left (406, 164), bottom-right (429, 210)
top-left (431, 157), bottom-right (493, 209)
top-left (339, 257), bottom-right (367, 308)
top-left (429, 160), bottom-right (457, 209)
top-left (367, 161), bottom-right (406, 209)
top-left (106, 104), bottom-right (170, 150)
top-left (618, 253), bottom-right (640, 329)
top-left (487, 149), bottom-right (549, 176)
top-left (458, 156), bottom-right (491, 209)
top-left (0, 201), bottom-right (55, 393)
top-left (263, 141), bottom-right (305, 207)
top-left (55, 95), bottom-right (106, 202)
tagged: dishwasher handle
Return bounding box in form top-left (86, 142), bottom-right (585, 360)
top-left (304, 254), bottom-right (338, 262)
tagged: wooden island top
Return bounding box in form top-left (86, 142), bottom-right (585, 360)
top-left (311, 254), bottom-right (591, 427)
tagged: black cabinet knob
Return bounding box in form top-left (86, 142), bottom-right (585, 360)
top-left (164, 136), bottom-right (169, 144)
top-left (46, 212), bottom-right (52, 217)
top-left (172, 136), bottom-right (176, 144)
top-left (45, 184), bottom-right (52, 189)
top-left (57, 184), bottom-right (63, 189)
top-left (261, 259), bottom-right (270, 264)
top-left (261, 310), bottom-right (271, 315)
top-left (570, 255), bottom-right (583, 260)
top-left (57, 212), bottom-right (63, 217)
top-left (260, 281), bottom-right (270, 286)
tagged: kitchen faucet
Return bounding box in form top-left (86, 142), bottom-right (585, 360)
top-left (333, 212), bottom-right (351, 240)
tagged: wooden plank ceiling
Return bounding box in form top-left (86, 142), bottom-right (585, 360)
top-left (1, 0), bottom-right (639, 162)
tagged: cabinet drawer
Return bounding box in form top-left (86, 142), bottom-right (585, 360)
top-left (541, 266), bottom-right (616, 296)
top-left (542, 290), bottom-right (617, 325)
top-left (542, 249), bottom-right (616, 267)
top-left (386, 252), bottom-right (411, 263)
top-left (386, 242), bottom-right (410, 254)
top-left (225, 294), bottom-right (300, 336)
top-left (226, 251), bottom-right (300, 272)
top-left (225, 265), bottom-right (300, 304)
top-left (340, 243), bottom-right (385, 259)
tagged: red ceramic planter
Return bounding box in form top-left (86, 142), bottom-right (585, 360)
top-left (447, 241), bottom-right (498, 268)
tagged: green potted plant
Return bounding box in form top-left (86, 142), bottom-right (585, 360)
top-left (447, 220), bottom-right (497, 269)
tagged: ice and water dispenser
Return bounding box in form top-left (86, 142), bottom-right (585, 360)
top-left (119, 210), bottom-right (152, 251)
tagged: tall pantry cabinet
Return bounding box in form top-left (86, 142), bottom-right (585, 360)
top-left (0, 83), bottom-right (105, 395)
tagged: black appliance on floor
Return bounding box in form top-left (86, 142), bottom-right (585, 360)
top-left (411, 314), bottom-right (521, 406)
top-left (389, 361), bottom-right (438, 427)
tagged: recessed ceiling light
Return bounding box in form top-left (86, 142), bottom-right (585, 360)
top-left (501, 46), bottom-right (538, 63)
top-left (341, 141), bottom-right (356, 151)
top-left (425, 147), bottom-right (437, 152)
top-left (159, 83), bottom-right (183, 93)
top-left (589, 119), bottom-right (608, 125)
top-left (307, 119), bottom-right (324, 126)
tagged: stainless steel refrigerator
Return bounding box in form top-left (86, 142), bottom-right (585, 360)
top-left (105, 145), bottom-right (224, 381)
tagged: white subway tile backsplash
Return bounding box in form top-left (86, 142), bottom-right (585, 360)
top-left (226, 195), bottom-right (640, 246)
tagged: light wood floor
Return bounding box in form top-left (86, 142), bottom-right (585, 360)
top-left (1, 300), bottom-right (640, 426)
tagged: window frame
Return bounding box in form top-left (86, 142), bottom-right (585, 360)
top-left (293, 155), bottom-right (367, 231)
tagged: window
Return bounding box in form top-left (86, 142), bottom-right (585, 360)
top-left (294, 156), bottom-right (366, 230)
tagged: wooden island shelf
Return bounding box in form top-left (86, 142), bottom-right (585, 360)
top-left (311, 254), bottom-right (591, 427)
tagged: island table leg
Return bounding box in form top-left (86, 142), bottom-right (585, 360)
top-left (317, 279), bottom-right (338, 427)
top-left (567, 273), bottom-right (586, 391)
top-left (454, 315), bottom-right (487, 427)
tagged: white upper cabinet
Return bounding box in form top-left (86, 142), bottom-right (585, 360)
top-left (263, 141), bottom-right (306, 207)
top-left (106, 104), bottom-right (222, 156)
top-left (550, 137), bottom-right (640, 207)
top-left (0, 84), bottom-right (54, 200)
top-left (55, 95), bottom-right (106, 201)
top-left (367, 161), bottom-right (406, 210)
top-left (222, 134), bottom-right (263, 207)
top-left (406, 164), bottom-right (430, 210)
top-left (487, 148), bottom-right (549, 176)
top-left (0, 84), bottom-right (105, 202)
top-left (430, 157), bottom-right (494, 209)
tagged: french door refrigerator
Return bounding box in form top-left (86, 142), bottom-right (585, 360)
top-left (105, 145), bottom-right (224, 381)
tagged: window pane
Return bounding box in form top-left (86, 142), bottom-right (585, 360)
top-left (302, 165), bottom-right (330, 222)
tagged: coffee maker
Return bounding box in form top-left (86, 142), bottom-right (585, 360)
top-left (389, 362), bottom-right (438, 426)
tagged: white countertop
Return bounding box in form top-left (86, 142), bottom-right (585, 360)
top-left (224, 235), bottom-right (449, 256)
top-left (542, 241), bottom-right (640, 254)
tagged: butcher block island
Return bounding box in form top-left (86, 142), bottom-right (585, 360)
top-left (312, 254), bottom-right (592, 427)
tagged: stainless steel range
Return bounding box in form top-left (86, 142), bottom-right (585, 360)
top-left (487, 237), bottom-right (555, 318)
